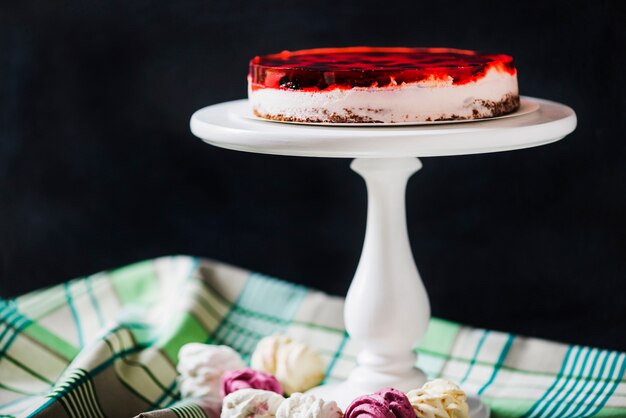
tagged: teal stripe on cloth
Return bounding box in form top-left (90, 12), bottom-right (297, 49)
top-left (556, 348), bottom-right (603, 417)
top-left (205, 272), bottom-right (251, 347)
top-left (50, 368), bottom-right (105, 418)
top-left (478, 333), bottom-right (515, 395)
top-left (170, 403), bottom-right (208, 418)
top-left (0, 306), bottom-right (23, 349)
top-left (86, 276), bottom-right (105, 328)
top-left (27, 398), bottom-right (57, 418)
top-left (460, 329), bottom-right (489, 385)
top-left (523, 345), bottom-right (578, 418)
top-left (0, 316), bottom-right (31, 357)
top-left (153, 376), bottom-right (179, 409)
top-left (210, 272), bottom-right (308, 361)
top-left (0, 304), bottom-right (33, 357)
top-left (64, 282), bottom-right (84, 347)
top-left (239, 273), bottom-right (308, 318)
top-left (568, 349), bottom-right (616, 418)
top-left (584, 353), bottom-right (626, 417)
top-left (323, 330), bottom-right (349, 382)
top-left (540, 346), bottom-right (596, 417)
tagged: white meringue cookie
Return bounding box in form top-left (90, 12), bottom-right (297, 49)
top-left (177, 343), bottom-right (245, 399)
top-left (407, 379), bottom-right (469, 418)
top-left (251, 335), bottom-right (290, 375)
top-left (274, 343), bottom-right (325, 395)
top-left (251, 335), bottom-right (325, 395)
top-left (221, 388), bottom-right (285, 418)
top-left (276, 393), bottom-right (342, 418)
top-left (422, 379), bottom-right (468, 398)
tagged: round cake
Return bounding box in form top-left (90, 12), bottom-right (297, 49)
top-left (248, 47), bottom-right (519, 123)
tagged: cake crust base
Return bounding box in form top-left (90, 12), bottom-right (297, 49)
top-left (253, 94), bottom-right (520, 124)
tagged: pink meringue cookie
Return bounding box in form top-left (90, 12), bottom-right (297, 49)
top-left (345, 388), bottom-right (414, 418)
top-left (221, 367), bottom-right (283, 398)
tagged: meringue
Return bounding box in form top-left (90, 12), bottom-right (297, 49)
top-left (407, 379), bottom-right (469, 418)
top-left (177, 343), bottom-right (245, 399)
top-left (344, 388), bottom-right (413, 418)
top-left (251, 335), bottom-right (325, 395)
top-left (221, 367), bottom-right (283, 398)
top-left (275, 392), bottom-right (343, 418)
top-left (252, 335), bottom-right (289, 373)
top-left (221, 388), bottom-right (285, 418)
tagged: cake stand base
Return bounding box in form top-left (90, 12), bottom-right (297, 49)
top-left (307, 368), bottom-right (426, 409)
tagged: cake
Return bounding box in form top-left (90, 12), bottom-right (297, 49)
top-left (248, 47), bottom-right (519, 123)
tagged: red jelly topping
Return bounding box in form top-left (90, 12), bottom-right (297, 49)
top-left (249, 47), bottom-right (516, 92)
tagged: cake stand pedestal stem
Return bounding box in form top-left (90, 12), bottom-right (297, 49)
top-left (347, 157), bottom-right (430, 383)
top-left (308, 157), bottom-right (429, 408)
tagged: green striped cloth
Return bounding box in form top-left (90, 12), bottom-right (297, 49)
top-left (1, 256), bottom-right (624, 417)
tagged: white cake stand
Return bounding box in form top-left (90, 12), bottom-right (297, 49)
top-left (190, 97), bottom-right (576, 416)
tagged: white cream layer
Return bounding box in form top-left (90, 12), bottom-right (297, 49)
top-left (249, 68), bottom-right (518, 123)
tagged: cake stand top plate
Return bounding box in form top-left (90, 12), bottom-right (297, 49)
top-left (190, 97), bottom-right (576, 158)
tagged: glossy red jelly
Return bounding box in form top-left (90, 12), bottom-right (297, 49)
top-left (249, 47), bottom-right (516, 92)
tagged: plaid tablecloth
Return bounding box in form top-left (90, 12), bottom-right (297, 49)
top-left (1, 256), bottom-right (624, 417)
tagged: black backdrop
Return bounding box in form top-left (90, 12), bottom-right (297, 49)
top-left (2, 1), bottom-right (626, 350)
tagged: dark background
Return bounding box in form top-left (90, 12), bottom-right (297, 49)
top-left (2, 1), bottom-right (625, 350)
